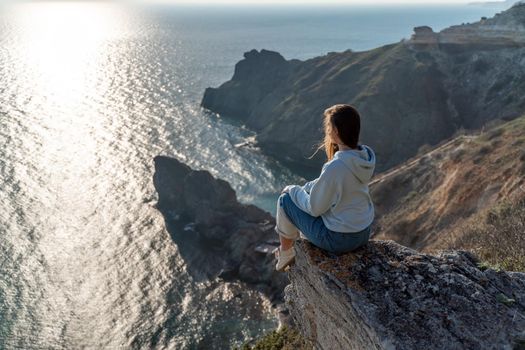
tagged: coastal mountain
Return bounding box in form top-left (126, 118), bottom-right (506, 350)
top-left (202, 3), bottom-right (525, 176)
top-left (192, 5), bottom-right (525, 347)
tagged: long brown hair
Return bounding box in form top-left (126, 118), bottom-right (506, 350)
top-left (311, 104), bottom-right (361, 162)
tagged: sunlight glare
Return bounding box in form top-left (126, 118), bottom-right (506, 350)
top-left (13, 2), bottom-right (118, 104)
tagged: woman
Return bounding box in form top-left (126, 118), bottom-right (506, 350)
top-left (274, 104), bottom-right (376, 271)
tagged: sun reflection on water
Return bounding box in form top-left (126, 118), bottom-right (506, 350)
top-left (5, 2), bottom-right (129, 233)
top-left (12, 2), bottom-right (120, 103)
top-left (1, 4), bottom-right (138, 346)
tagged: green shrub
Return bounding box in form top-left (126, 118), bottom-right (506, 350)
top-left (485, 127), bottom-right (504, 141)
top-left (404, 190), bottom-right (419, 202)
top-left (417, 143), bottom-right (433, 156)
top-left (234, 326), bottom-right (312, 350)
top-left (451, 199), bottom-right (525, 272)
top-left (477, 145), bottom-right (491, 155)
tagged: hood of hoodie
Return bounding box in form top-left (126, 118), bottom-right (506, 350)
top-left (334, 145), bottom-right (376, 183)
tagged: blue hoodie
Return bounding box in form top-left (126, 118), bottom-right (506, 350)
top-left (288, 145), bottom-right (376, 233)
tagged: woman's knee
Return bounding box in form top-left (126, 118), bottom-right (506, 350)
top-left (279, 192), bottom-right (295, 212)
top-left (279, 192), bottom-right (298, 221)
top-left (278, 192), bottom-right (291, 207)
top-left (275, 193), bottom-right (299, 240)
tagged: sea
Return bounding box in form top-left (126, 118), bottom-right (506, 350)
top-left (0, 1), bottom-right (508, 349)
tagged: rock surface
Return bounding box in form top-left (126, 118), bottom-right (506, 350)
top-left (152, 155), bottom-right (287, 302)
top-left (202, 4), bottom-right (525, 177)
top-left (285, 239), bottom-right (525, 350)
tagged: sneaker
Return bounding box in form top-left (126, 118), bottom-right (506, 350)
top-left (274, 246), bottom-right (296, 272)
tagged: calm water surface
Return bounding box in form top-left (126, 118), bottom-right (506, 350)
top-left (0, 2), bottom-right (504, 348)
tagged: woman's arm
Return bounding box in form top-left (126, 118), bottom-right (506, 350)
top-left (282, 177), bottom-right (318, 195)
top-left (296, 161), bottom-right (330, 194)
top-left (288, 163), bottom-right (340, 217)
top-left (301, 179), bottom-right (318, 194)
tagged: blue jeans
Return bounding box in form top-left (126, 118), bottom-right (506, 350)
top-left (276, 192), bottom-right (371, 254)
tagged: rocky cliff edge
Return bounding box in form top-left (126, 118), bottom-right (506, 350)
top-left (285, 239), bottom-right (525, 350)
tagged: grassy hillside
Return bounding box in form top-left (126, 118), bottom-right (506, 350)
top-left (371, 115), bottom-right (525, 269)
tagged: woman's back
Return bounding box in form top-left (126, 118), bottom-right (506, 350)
top-left (320, 145), bottom-right (375, 233)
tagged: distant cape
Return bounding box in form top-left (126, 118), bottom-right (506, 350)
top-left (201, 3), bottom-right (525, 177)
top-left (469, 0), bottom-right (520, 8)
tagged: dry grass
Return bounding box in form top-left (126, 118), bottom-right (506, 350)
top-left (445, 198), bottom-right (525, 272)
top-left (373, 115), bottom-right (525, 253)
top-left (482, 126), bottom-right (504, 141)
top-left (449, 147), bottom-right (466, 162)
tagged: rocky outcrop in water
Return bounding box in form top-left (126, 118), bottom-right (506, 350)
top-left (202, 3), bottom-right (525, 177)
top-left (285, 239), bottom-right (525, 350)
top-left (152, 155), bottom-right (287, 303)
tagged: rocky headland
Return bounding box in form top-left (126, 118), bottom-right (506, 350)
top-left (152, 155), bottom-right (287, 305)
top-left (285, 239), bottom-right (525, 350)
top-left (202, 3), bottom-right (525, 177)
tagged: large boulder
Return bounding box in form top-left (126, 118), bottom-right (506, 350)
top-left (153, 155), bottom-right (287, 302)
top-left (285, 239), bottom-right (525, 350)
